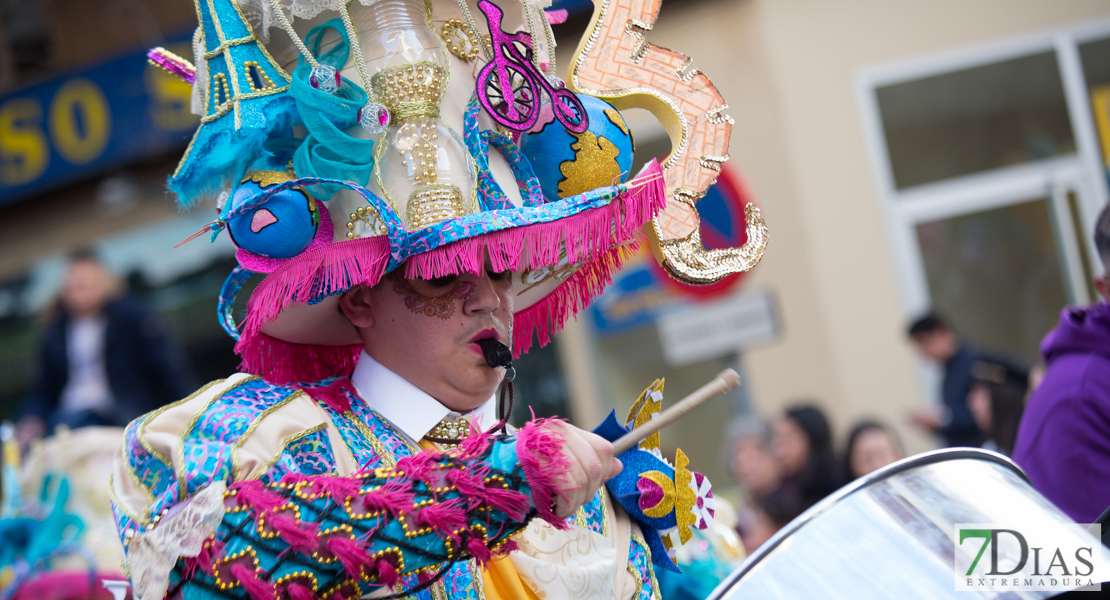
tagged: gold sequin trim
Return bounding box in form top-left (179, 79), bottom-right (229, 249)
top-left (313, 524), bottom-right (355, 564)
top-left (213, 547), bottom-right (259, 590)
top-left (399, 499), bottom-right (436, 537)
top-left (247, 422), bottom-right (330, 481)
top-left (229, 390), bottom-right (306, 480)
top-left (174, 375), bottom-right (260, 501)
top-left (274, 570), bottom-right (318, 591)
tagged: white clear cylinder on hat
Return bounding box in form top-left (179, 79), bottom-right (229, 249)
top-left (350, 0), bottom-right (477, 231)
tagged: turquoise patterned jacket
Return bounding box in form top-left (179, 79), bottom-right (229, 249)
top-left (111, 374), bottom-right (658, 600)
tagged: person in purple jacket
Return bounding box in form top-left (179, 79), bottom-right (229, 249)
top-left (1013, 204), bottom-right (1110, 523)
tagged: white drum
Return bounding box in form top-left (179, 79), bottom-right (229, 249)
top-left (708, 449), bottom-right (1105, 600)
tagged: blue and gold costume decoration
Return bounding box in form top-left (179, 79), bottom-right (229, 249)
top-left (519, 95), bottom-right (635, 203)
top-left (169, 0), bottom-right (294, 205)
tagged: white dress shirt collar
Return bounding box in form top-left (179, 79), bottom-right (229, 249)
top-left (349, 350), bottom-right (498, 443)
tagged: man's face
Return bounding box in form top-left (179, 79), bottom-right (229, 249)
top-left (911, 329), bottom-right (956, 363)
top-left (62, 260), bottom-right (112, 317)
top-left (342, 260), bottom-right (514, 413)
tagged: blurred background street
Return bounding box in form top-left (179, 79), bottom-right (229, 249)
top-left (2, 0), bottom-right (1110, 592)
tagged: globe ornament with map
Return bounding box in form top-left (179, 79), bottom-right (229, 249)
top-left (225, 172), bottom-right (320, 259)
top-left (519, 94), bottom-right (636, 203)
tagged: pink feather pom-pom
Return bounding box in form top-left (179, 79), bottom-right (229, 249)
top-left (466, 534), bottom-right (493, 566)
top-left (270, 513), bottom-right (319, 554)
top-left (326, 536), bottom-right (373, 579)
top-left (315, 475), bottom-right (362, 505)
top-left (229, 563), bottom-right (276, 600)
top-left (482, 486), bottom-right (529, 521)
top-left (414, 498), bottom-right (467, 532)
top-left (517, 418), bottom-right (573, 529)
top-left (285, 582), bottom-right (316, 600)
top-left (362, 480), bottom-right (414, 516)
top-left (231, 480), bottom-right (287, 515)
top-left (375, 556), bottom-right (399, 588)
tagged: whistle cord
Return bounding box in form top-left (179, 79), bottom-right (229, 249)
top-left (488, 376), bottom-right (515, 435)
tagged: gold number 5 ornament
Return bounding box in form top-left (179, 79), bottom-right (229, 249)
top-left (568, 0), bottom-right (768, 284)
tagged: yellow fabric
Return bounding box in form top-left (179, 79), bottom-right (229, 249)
top-left (483, 556), bottom-right (543, 600)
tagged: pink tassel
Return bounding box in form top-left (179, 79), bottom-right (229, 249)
top-left (326, 536), bottom-right (373, 579)
top-left (414, 498), bottom-right (467, 532)
top-left (495, 538), bottom-right (520, 556)
top-left (312, 474), bottom-right (362, 505)
top-left (482, 486), bottom-right (529, 520)
top-left (270, 513), bottom-right (319, 554)
top-left (375, 556), bottom-right (399, 588)
top-left (466, 534), bottom-right (493, 566)
top-left (395, 451), bottom-right (437, 480)
top-left (512, 244), bottom-right (633, 357)
top-left (229, 563), bottom-right (276, 600)
top-left (286, 582), bottom-right (317, 600)
top-left (183, 537), bottom-right (225, 577)
top-left (362, 481), bottom-right (414, 516)
top-left (181, 536), bottom-right (222, 580)
top-left (445, 469), bottom-right (485, 497)
top-left (517, 418), bottom-right (573, 529)
top-left (454, 429), bottom-right (491, 459)
top-left (230, 480), bottom-right (287, 515)
top-left (417, 569), bottom-right (440, 585)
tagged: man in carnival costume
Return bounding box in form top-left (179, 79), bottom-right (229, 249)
top-left (112, 0), bottom-right (768, 598)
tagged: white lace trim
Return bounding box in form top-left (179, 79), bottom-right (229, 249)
top-left (236, 0), bottom-right (381, 44)
top-left (125, 482), bottom-right (227, 600)
top-left (191, 28), bottom-right (207, 117)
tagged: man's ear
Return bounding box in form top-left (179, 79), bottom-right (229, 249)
top-left (339, 286), bottom-right (376, 328)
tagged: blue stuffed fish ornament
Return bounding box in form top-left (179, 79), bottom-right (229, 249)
top-left (592, 380), bottom-right (716, 572)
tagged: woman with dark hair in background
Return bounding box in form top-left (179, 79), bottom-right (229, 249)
top-left (771, 404), bottom-right (843, 515)
top-left (968, 359), bottom-right (1029, 456)
top-left (842, 420), bottom-right (903, 481)
top-left (726, 416), bottom-right (784, 554)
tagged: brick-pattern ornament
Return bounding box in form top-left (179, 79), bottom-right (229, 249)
top-left (567, 0), bottom-right (769, 284)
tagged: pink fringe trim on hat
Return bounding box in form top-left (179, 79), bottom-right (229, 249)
top-left (512, 242), bottom-right (637, 356)
top-left (402, 163), bottom-right (664, 280)
top-left (234, 162), bottom-right (665, 384)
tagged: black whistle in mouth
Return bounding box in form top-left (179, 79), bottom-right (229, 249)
top-left (476, 338), bottom-right (513, 369)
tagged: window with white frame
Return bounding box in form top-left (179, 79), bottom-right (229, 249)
top-left (859, 19), bottom-right (1110, 365)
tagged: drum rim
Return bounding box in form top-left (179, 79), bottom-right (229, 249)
top-left (706, 447), bottom-right (1026, 599)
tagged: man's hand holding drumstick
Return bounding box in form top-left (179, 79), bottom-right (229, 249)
top-left (541, 369), bottom-right (742, 518)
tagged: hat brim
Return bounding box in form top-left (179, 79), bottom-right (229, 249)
top-left (234, 161), bottom-right (666, 384)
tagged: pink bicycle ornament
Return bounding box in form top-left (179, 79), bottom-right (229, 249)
top-left (475, 0), bottom-right (588, 134)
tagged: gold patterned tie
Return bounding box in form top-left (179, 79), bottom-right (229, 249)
top-left (422, 416), bottom-right (471, 449)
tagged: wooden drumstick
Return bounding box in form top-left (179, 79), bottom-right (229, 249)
top-left (611, 369), bottom-right (741, 455)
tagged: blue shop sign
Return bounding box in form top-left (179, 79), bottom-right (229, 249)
top-left (0, 33), bottom-right (198, 205)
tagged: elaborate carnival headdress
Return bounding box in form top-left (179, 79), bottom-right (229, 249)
top-left (149, 0), bottom-right (768, 385)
